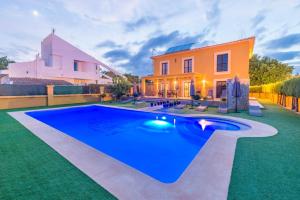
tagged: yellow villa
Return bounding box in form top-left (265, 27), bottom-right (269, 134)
top-left (141, 37), bottom-right (255, 100)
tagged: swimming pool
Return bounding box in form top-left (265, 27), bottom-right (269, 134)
top-left (26, 105), bottom-right (250, 183)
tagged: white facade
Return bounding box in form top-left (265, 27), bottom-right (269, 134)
top-left (8, 32), bottom-right (120, 85)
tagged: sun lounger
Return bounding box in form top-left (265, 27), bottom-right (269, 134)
top-left (174, 104), bottom-right (185, 109)
top-left (195, 105), bottom-right (207, 112)
top-left (249, 105), bottom-right (263, 116)
top-left (195, 101), bottom-right (209, 112)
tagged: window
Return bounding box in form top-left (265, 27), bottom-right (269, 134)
top-left (161, 62), bottom-right (168, 75)
top-left (74, 61), bottom-right (78, 71)
top-left (217, 54), bottom-right (228, 72)
top-left (216, 81), bottom-right (227, 98)
top-left (184, 59), bottom-right (192, 73)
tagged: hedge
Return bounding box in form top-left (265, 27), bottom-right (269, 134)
top-left (280, 77), bottom-right (300, 97)
top-left (250, 77), bottom-right (300, 111)
top-left (249, 85), bottom-right (262, 93)
top-left (250, 82), bottom-right (282, 93)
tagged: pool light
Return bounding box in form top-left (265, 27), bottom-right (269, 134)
top-left (144, 120), bottom-right (173, 129)
top-left (162, 116), bottom-right (167, 120)
top-left (199, 119), bottom-right (211, 131)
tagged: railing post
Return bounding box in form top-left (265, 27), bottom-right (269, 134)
top-left (47, 85), bottom-right (54, 106)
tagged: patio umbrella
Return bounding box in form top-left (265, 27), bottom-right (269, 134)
top-left (232, 76), bottom-right (241, 112)
top-left (190, 79), bottom-right (195, 107)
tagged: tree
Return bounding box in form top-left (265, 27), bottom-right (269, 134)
top-left (124, 73), bottom-right (140, 84)
top-left (108, 76), bottom-right (131, 101)
top-left (249, 54), bottom-right (293, 85)
top-left (0, 56), bottom-right (15, 70)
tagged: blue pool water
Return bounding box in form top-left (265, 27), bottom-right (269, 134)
top-left (26, 105), bottom-right (249, 183)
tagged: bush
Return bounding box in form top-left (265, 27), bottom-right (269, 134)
top-left (274, 82), bottom-right (283, 94)
top-left (249, 85), bottom-right (262, 93)
top-left (108, 76), bottom-right (131, 100)
top-left (281, 77), bottom-right (300, 97)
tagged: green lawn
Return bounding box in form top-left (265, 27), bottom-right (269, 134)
top-left (162, 100), bottom-right (300, 199)
top-left (0, 100), bottom-right (299, 199)
top-left (0, 105), bottom-right (116, 200)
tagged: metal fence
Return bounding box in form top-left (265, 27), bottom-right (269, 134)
top-left (0, 84), bottom-right (47, 96)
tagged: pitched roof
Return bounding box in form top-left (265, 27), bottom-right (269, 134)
top-left (10, 78), bottom-right (73, 85)
top-left (155, 37), bottom-right (255, 58)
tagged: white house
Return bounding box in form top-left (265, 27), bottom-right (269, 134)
top-left (7, 31), bottom-right (121, 85)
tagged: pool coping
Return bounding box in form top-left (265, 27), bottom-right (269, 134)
top-left (8, 104), bottom-right (278, 200)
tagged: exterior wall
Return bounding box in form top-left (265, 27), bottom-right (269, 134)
top-left (0, 96), bottom-right (47, 109)
top-left (142, 38), bottom-right (254, 98)
top-left (7, 33), bottom-right (113, 85)
top-left (49, 94), bottom-right (101, 106)
top-left (0, 93), bottom-right (112, 110)
top-left (249, 92), bottom-right (278, 103)
top-left (249, 92), bottom-right (300, 113)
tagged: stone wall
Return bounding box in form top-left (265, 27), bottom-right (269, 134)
top-left (226, 79), bottom-right (249, 111)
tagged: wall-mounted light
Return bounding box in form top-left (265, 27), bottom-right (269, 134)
top-left (202, 80), bottom-right (206, 85)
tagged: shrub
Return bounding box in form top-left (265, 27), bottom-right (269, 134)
top-left (249, 85), bottom-right (262, 93)
top-left (278, 77), bottom-right (300, 97)
top-left (274, 82), bottom-right (283, 94)
top-left (108, 76), bottom-right (131, 100)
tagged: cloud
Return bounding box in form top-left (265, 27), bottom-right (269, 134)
top-left (60, 0), bottom-right (140, 23)
top-left (103, 49), bottom-right (131, 61)
top-left (205, 0), bottom-right (221, 28)
top-left (95, 40), bottom-right (121, 49)
top-left (125, 16), bottom-right (158, 32)
top-left (265, 33), bottom-right (300, 49)
top-left (255, 27), bottom-right (267, 39)
top-left (103, 30), bottom-right (208, 75)
top-left (251, 13), bottom-right (266, 29)
top-left (267, 51), bottom-right (300, 61)
top-left (0, 44), bottom-right (36, 61)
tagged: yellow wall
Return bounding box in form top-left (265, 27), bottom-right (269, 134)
top-left (153, 38), bottom-right (252, 79)
top-left (0, 96), bottom-right (47, 109)
top-left (0, 94), bottom-right (112, 110)
top-left (142, 37), bottom-right (254, 97)
top-left (49, 94), bottom-right (101, 106)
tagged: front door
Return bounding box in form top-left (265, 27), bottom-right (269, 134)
top-left (183, 81), bottom-right (191, 97)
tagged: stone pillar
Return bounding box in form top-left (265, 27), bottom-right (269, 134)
top-left (163, 78), bottom-right (167, 98)
top-left (47, 85), bottom-right (54, 106)
top-left (100, 86), bottom-right (105, 95)
top-left (140, 79), bottom-right (145, 96)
